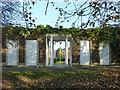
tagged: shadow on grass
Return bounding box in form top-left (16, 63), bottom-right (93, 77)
top-left (2, 66), bottom-right (120, 89)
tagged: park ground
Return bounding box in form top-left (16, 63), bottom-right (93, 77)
top-left (2, 66), bottom-right (120, 89)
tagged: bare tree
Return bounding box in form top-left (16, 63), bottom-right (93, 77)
top-left (1, 2), bottom-right (23, 26)
top-left (49, 1), bottom-right (120, 28)
top-left (1, 1), bottom-right (36, 27)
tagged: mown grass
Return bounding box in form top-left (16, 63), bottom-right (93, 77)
top-left (2, 66), bottom-right (120, 89)
top-left (54, 61), bottom-right (65, 64)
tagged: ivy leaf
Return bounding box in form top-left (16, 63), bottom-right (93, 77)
top-left (51, 2), bottom-right (53, 4)
top-left (25, 19), bottom-right (28, 21)
top-left (55, 7), bottom-right (58, 9)
top-left (25, 14), bottom-right (28, 18)
top-left (114, 7), bottom-right (116, 11)
top-left (97, 7), bottom-right (100, 11)
top-left (32, 1), bottom-right (35, 6)
top-left (90, 22), bottom-right (94, 26)
top-left (29, 6), bottom-right (32, 9)
top-left (29, 12), bottom-right (32, 15)
top-left (19, 30), bottom-right (24, 34)
top-left (34, 24), bottom-right (36, 27)
top-left (80, 10), bottom-right (83, 14)
top-left (107, 15), bottom-right (110, 17)
top-left (60, 12), bottom-right (63, 16)
top-left (77, 10), bottom-right (83, 16)
top-left (105, 19), bottom-right (109, 22)
top-left (24, 34), bottom-right (27, 38)
top-left (22, 33), bottom-right (24, 36)
top-left (29, 17), bottom-right (32, 20)
top-left (32, 19), bottom-right (35, 22)
top-left (105, 2), bottom-right (107, 7)
top-left (93, 23), bottom-right (95, 27)
top-left (109, 6), bottom-right (113, 9)
top-left (27, 31), bottom-right (30, 35)
top-left (29, 23), bottom-right (32, 26)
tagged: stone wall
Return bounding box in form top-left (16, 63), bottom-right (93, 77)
top-left (2, 38), bottom-right (6, 62)
top-left (71, 37), bottom-right (80, 63)
top-left (2, 34), bottom-right (46, 65)
top-left (38, 35), bottom-right (46, 63)
top-left (19, 39), bottom-right (25, 62)
top-left (2, 34), bottom-right (111, 65)
top-left (71, 38), bottom-right (100, 64)
top-left (91, 40), bottom-right (99, 64)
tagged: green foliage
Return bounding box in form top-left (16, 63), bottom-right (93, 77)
top-left (56, 48), bottom-right (62, 56)
top-left (2, 25), bottom-right (120, 41)
top-left (55, 61), bottom-right (65, 64)
top-left (2, 25), bottom-right (120, 52)
top-left (54, 57), bottom-right (65, 63)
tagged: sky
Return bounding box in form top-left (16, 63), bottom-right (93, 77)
top-left (31, 1), bottom-right (88, 28)
top-left (27, 1), bottom-right (119, 50)
top-left (50, 41), bottom-right (70, 50)
top-left (31, 2), bottom-right (59, 27)
top-left (30, 2), bottom-right (85, 50)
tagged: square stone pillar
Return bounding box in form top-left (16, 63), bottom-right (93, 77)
top-left (52, 40), bottom-right (54, 65)
top-left (50, 35), bottom-right (53, 66)
top-left (65, 36), bottom-right (68, 66)
top-left (70, 41), bottom-right (72, 66)
top-left (46, 36), bottom-right (49, 66)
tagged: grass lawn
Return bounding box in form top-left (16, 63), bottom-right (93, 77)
top-left (54, 61), bottom-right (65, 64)
top-left (2, 66), bottom-right (120, 89)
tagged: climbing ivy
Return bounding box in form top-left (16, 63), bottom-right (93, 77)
top-left (2, 25), bottom-right (120, 61)
top-left (2, 24), bottom-right (120, 45)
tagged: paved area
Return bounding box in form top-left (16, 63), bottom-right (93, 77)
top-left (54, 64), bottom-right (65, 66)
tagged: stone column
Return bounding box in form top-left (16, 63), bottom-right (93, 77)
top-left (50, 35), bottom-right (53, 66)
top-left (46, 36), bottom-right (48, 66)
top-left (48, 39), bottom-right (49, 64)
top-left (52, 40), bottom-right (54, 65)
top-left (65, 36), bottom-right (68, 66)
top-left (70, 41), bottom-right (72, 66)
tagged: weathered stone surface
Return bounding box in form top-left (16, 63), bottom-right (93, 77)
top-left (19, 39), bottom-right (25, 62)
top-left (2, 35), bottom-right (111, 66)
top-left (26, 40), bottom-right (38, 66)
top-left (2, 40), bottom-right (6, 62)
top-left (38, 35), bottom-right (46, 63)
top-left (100, 43), bottom-right (110, 65)
top-left (80, 40), bottom-right (90, 65)
top-left (72, 37), bottom-right (80, 63)
top-left (6, 40), bottom-right (18, 65)
top-left (91, 41), bottom-right (99, 64)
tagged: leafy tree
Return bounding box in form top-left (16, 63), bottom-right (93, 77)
top-left (50, 1), bottom-right (120, 28)
top-left (56, 48), bottom-right (62, 58)
top-left (22, 1), bottom-right (36, 28)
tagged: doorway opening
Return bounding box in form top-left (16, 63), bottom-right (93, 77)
top-left (46, 34), bottom-right (72, 66)
top-left (53, 41), bottom-right (70, 66)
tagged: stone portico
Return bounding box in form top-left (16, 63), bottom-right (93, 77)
top-left (2, 34), bottom-right (111, 66)
top-left (46, 34), bottom-right (72, 66)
